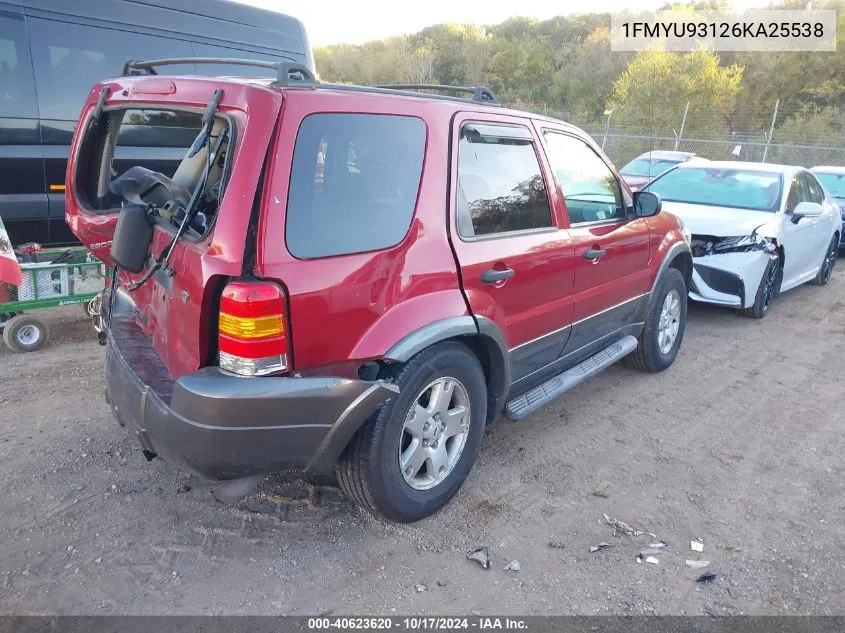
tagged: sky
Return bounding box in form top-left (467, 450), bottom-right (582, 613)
top-left (232, 0), bottom-right (776, 46)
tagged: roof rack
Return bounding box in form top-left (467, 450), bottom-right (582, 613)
top-left (120, 58), bottom-right (316, 87)
top-left (375, 84), bottom-right (498, 105)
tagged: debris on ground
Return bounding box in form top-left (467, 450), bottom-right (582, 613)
top-left (686, 560), bottom-right (710, 569)
top-left (591, 490), bottom-right (610, 499)
top-left (691, 540), bottom-right (705, 552)
top-left (549, 541), bottom-right (566, 549)
top-left (696, 572), bottom-right (717, 583)
top-left (212, 475), bottom-right (263, 505)
top-left (177, 484), bottom-right (192, 494)
top-left (646, 556), bottom-right (659, 564)
top-left (436, 580), bottom-right (448, 587)
top-left (503, 560), bottom-right (521, 572)
top-left (718, 543), bottom-right (742, 551)
top-left (649, 542), bottom-right (667, 549)
top-left (589, 542), bottom-right (612, 553)
top-left (415, 583), bottom-right (427, 593)
top-left (602, 513), bottom-right (656, 538)
top-left (467, 547), bottom-right (490, 570)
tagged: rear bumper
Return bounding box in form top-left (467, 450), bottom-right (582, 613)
top-left (104, 320), bottom-right (398, 481)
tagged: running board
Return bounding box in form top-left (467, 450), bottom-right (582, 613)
top-left (504, 335), bottom-right (638, 421)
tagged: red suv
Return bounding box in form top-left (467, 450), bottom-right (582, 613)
top-left (66, 60), bottom-right (692, 522)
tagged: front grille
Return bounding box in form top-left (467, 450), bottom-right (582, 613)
top-left (694, 264), bottom-right (743, 300)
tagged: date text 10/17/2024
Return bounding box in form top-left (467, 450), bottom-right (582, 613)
top-left (307, 618), bottom-right (528, 630)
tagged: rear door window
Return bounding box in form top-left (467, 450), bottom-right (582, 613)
top-left (285, 113), bottom-right (425, 259)
top-left (456, 123), bottom-right (554, 238)
top-left (0, 11), bottom-right (37, 119)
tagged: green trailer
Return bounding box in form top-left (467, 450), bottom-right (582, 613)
top-left (0, 246), bottom-right (107, 352)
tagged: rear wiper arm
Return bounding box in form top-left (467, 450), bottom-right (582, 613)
top-left (188, 88), bottom-right (223, 158)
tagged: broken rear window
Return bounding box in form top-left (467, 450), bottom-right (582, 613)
top-left (75, 107), bottom-right (232, 238)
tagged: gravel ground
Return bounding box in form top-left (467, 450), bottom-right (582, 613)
top-left (1, 269), bottom-right (844, 616)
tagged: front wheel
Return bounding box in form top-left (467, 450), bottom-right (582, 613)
top-left (335, 341), bottom-right (487, 522)
top-left (811, 235), bottom-right (838, 286)
top-left (738, 255), bottom-right (780, 318)
top-left (625, 267), bottom-right (687, 373)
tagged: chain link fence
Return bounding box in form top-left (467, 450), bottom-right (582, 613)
top-left (510, 100), bottom-right (845, 170)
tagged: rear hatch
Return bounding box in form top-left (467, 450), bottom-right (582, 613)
top-left (66, 75), bottom-right (283, 379)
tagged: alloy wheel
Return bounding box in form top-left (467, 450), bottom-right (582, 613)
top-left (398, 376), bottom-right (471, 491)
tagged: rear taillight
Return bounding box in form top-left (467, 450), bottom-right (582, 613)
top-left (218, 281), bottom-right (290, 377)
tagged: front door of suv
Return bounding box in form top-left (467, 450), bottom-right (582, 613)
top-left (539, 129), bottom-right (651, 358)
top-left (449, 114), bottom-right (577, 385)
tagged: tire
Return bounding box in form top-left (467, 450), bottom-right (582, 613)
top-left (811, 234), bottom-right (838, 286)
top-left (625, 267), bottom-right (687, 373)
top-left (335, 341), bottom-right (487, 522)
top-left (738, 255), bottom-right (781, 318)
top-left (2, 314), bottom-right (50, 353)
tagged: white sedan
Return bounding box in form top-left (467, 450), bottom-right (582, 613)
top-left (644, 161), bottom-right (840, 318)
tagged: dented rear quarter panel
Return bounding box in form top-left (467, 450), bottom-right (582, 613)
top-left (256, 90), bottom-right (468, 371)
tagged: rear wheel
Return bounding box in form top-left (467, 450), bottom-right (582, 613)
top-left (625, 267), bottom-right (687, 373)
top-left (738, 255), bottom-right (780, 318)
top-left (811, 235), bottom-right (838, 286)
top-left (335, 341), bottom-right (487, 522)
top-left (2, 314), bottom-right (49, 353)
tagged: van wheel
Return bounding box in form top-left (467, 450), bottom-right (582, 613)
top-left (2, 314), bottom-right (50, 353)
top-left (335, 341), bottom-right (487, 522)
top-left (625, 267), bottom-right (686, 373)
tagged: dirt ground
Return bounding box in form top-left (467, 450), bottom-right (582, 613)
top-left (1, 268), bottom-right (844, 616)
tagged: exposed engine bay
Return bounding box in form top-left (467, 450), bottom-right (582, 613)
top-left (690, 232), bottom-right (777, 258)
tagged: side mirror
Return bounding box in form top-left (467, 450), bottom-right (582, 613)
top-left (791, 201), bottom-right (823, 224)
top-left (633, 191), bottom-right (661, 217)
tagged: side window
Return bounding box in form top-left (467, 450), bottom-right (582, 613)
top-left (27, 18), bottom-right (194, 122)
top-left (0, 12), bottom-right (37, 119)
top-left (785, 175), bottom-right (809, 214)
top-left (456, 123), bottom-right (553, 238)
top-left (286, 113), bottom-right (425, 259)
top-left (804, 173), bottom-right (825, 204)
top-left (542, 132), bottom-right (623, 225)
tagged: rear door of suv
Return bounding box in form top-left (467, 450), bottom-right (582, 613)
top-left (448, 112), bottom-right (577, 385)
top-left (537, 126), bottom-right (651, 358)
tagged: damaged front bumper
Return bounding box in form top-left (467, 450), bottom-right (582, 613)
top-left (689, 250), bottom-right (775, 309)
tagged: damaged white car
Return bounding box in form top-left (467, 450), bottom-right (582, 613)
top-left (644, 162), bottom-right (840, 318)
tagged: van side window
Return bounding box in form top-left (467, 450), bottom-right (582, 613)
top-left (27, 18), bottom-right (194, 122)
top-left (286, 113), bottom-right (426, 259)
top-left (456, 124), bottom-right (553, 238)
top-left (0, 13), bottom-right (37, 119)
top-left (542, 132), bottom-right (623, 225)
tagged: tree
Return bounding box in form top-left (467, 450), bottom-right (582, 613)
top-left (609, 50), bottom-right (743, 137)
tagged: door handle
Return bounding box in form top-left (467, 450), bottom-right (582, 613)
top-left (584, 247), bottom-right (607, 262)
top-left (481, 268), bottom-right (515, 284)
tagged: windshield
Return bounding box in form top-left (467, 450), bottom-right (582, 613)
top-left (645, 167), bottom-right (782, 212)
top-left (814, 172), bottom-right (845, 199)
top-left (621, 158), bottom-right (682, 178)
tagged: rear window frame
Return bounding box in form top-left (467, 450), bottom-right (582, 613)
top-left (283, 111), bottom-right (428, 261)
top-left (73, 103), bottom-right (237, 242)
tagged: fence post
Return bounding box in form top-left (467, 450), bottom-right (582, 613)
top-left (674, 102), bottom-right (689, 151)
top-left (762, 99), bottom-right (779, 163)
top-left (601, 107), bottom-right (615, 151)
